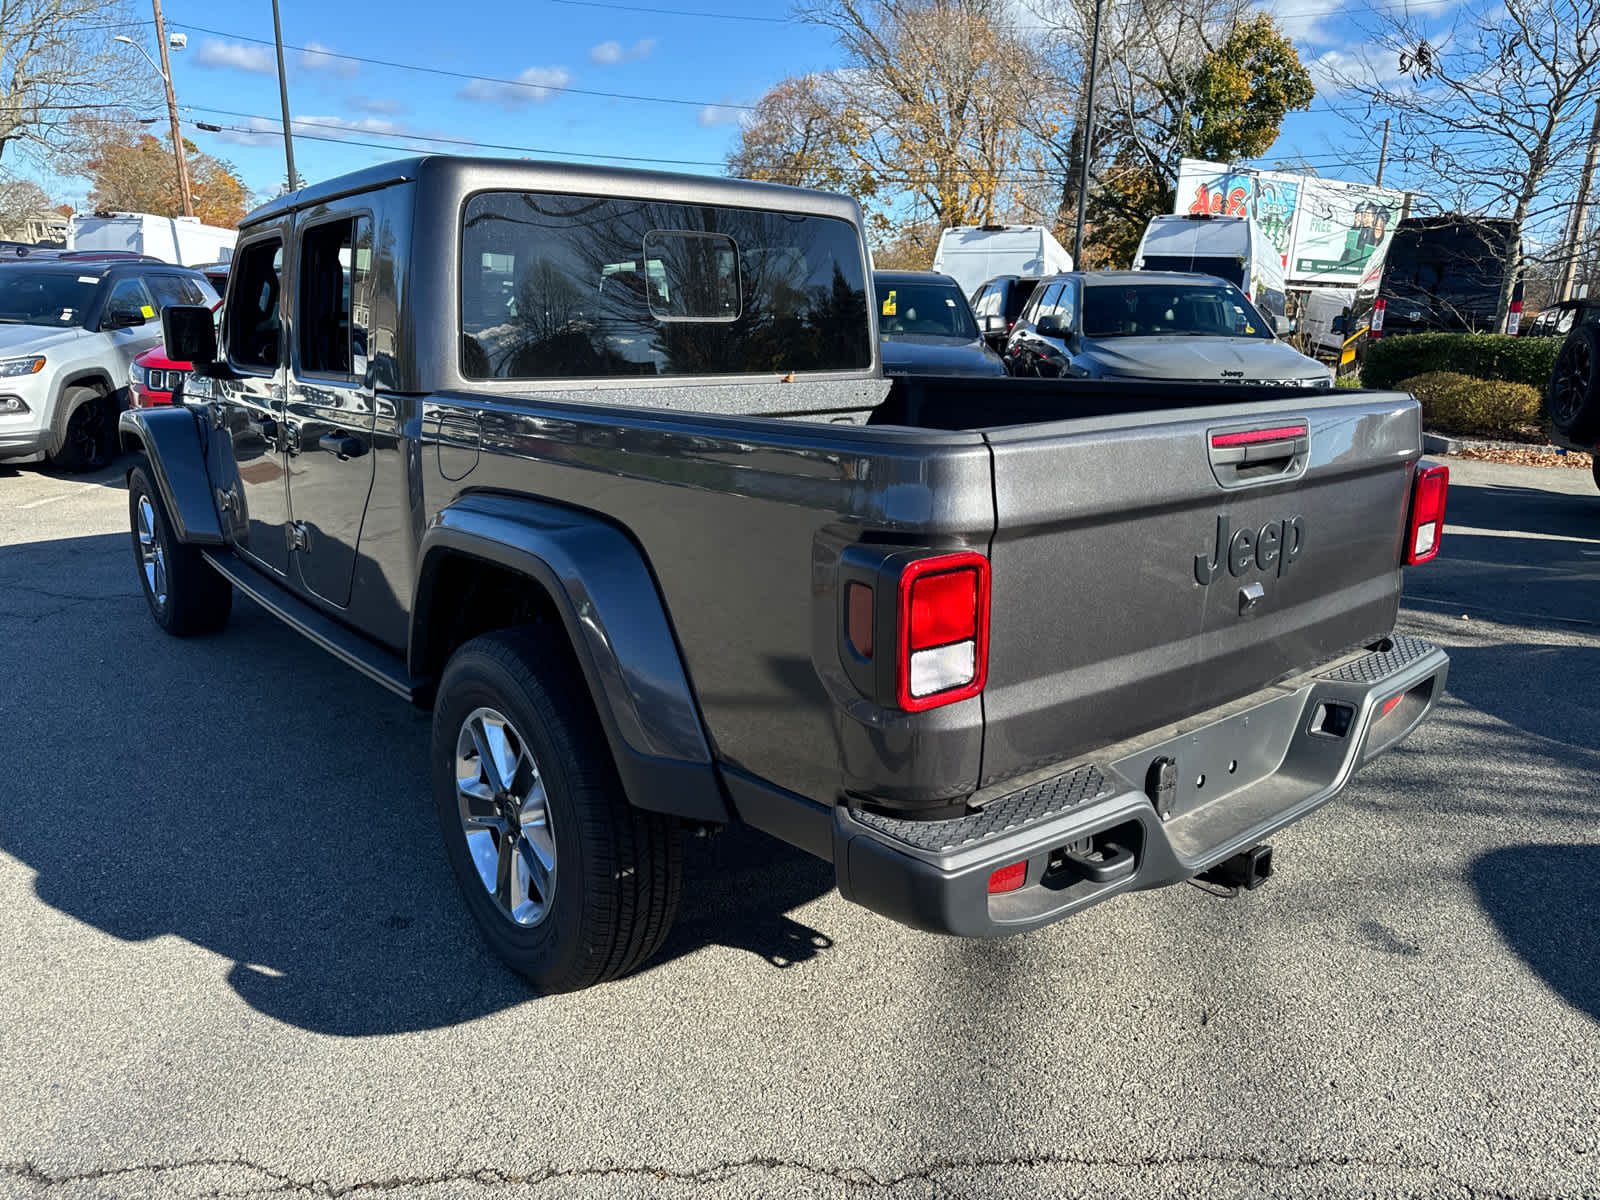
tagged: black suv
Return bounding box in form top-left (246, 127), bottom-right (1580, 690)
top-left (969, 275), bottom-right (1041, 354)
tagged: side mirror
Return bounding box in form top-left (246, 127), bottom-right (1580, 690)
top-left (101, 310), bottom-right (144, 331)
top-left (1035, 313), bottom-right (1066, 338)
top-left (1272, 314), bottom-right (1292, 336)
top-left (979, 313), bottom-right (1005, 336)
top-left (162, 304), bottom-right (217, 367)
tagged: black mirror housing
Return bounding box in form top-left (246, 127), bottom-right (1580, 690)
top-left (1035, 314), bottom-right (1065, 338)
top-left (162, 305), bottom-right (217, 367)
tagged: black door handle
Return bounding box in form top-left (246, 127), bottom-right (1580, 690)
top-left (319, 432), bottom-right (366, 460)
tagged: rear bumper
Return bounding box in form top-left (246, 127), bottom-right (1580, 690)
top-left (783, 635), bottom-right (1446, 936)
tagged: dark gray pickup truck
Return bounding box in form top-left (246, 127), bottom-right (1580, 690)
top-left (122, 157), bottom-right (1450, 992)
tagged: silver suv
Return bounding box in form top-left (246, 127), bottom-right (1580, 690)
top-left (1004, 271), bottom-right (1332, 387)
top-left (0, 259), bottom-right (219, 471)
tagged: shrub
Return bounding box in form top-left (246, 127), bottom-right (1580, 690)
top-left (1394, 371), bottom-right (1543, 440)
top-left (1364, 333), bottom-right (1560, 390)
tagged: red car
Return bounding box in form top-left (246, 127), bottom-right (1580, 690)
top-left (129, 343), bottom-right (195, 407)
top-left (130, 288), bottom-right (226, 407)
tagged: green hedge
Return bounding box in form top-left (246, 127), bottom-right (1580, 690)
top-left (1394, 371), bottom-right (1543, 440)
top-left (1363, 333), bottom-right (1560, 390)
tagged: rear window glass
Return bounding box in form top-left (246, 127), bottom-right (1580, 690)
top-left (461, 192), bottom-right (872, 379)
top-left (1140, 255), bottom-right (1247, 288)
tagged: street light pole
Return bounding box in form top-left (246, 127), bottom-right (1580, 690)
top-left (1073, 0), bottom-right (1105, 267)
top-left (150, 0), bottom-right (193, 217)
top-left (114, 18), bottom-right (192, 218)
top-left (270, 0), bottom-right (299, 191)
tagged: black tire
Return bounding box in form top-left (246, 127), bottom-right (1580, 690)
top-left (50, 386), bottom-right (116, 473)
top-left (431, 626), bottom-right (682, 993)
top-left (128, 462), bottom-right (232, 636)
top-left (1547, 323), bottom-right (1600, 444)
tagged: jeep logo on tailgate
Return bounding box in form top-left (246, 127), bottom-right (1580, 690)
top-left (1195, 515), bottom-right (1306, 585)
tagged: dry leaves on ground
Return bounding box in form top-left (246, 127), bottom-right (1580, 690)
top-left (1453, 447), bottom-right (1594, 469)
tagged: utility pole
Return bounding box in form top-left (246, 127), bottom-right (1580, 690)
top-left (1375, 119), bottom-right (1391, 188)
top-left (149, 0), bottom-right (192, 217)
top-left (270, 0), bottom-right (298, 191)
top-left (1073, 0), bottom-right (1105, 267)
top-left (1558, 98), bottom-right (1600, 302)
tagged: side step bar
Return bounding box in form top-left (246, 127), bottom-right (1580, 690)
top-left (202, 550), bottom-right (424, 702)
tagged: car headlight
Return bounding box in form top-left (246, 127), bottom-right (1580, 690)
top-left (0, 356), bottom-right (45, 378)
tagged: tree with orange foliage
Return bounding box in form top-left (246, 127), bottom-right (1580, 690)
top-left (75, 117), bottom-right (249, 227)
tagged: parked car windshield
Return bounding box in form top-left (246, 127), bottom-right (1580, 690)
top-left (875, 280), bottom-right (978, 339)
top-left (1082, 281), bottom-right (1271, 340)
top-left (0, 268), bottom-right (99, 328)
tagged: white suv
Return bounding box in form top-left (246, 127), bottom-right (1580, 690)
top-left (0, 258), bottom-right (220, 471)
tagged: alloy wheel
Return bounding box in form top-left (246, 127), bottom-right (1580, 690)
top-left (454, 706), bottom-right (557, 927)
top-left (136, 495), bottom-right (168, 609)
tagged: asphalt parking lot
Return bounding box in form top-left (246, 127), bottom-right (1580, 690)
top-left (1, 453), bottom-right (1596, 1199)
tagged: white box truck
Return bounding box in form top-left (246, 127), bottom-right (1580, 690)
top-left (1299, 287), bottom-right (1357, 358)
top-left (1134, 213), bottom-right (1287, 328)
top-left (67, 213), bottom-right (236, 267)
top-left (932, 225), bottom-right (1073, 301)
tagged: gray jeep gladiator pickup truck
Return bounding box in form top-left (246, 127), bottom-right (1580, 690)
top-left (122, 156), bottom-right (1450, 993)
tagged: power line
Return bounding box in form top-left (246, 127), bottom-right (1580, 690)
top-left (170, 21), bottom-right (756, 111)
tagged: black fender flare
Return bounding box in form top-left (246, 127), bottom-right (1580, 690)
top-left (50, 369), bottom-right (120, 456)
top-left (117, 406), bottom-right (224, 545)
top-left (412, 493), bottom-right (728, 824)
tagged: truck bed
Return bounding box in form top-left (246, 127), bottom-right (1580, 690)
top-left (423, 376), bottom-right (1423, 816)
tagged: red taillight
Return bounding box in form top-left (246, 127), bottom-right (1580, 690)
top-left (1405, 464), bottom-right (1449, 564)
top-left (1371, 298), bottom-right (1387, 339)
top-left (897, 551), bottom-right (989, 712)
top-left (988, 860), bottom-right (1027, 894)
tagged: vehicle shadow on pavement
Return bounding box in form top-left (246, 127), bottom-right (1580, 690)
top-left (1437, 641), bottom-right (1600, 754)
top-left (1472, 845), bottom-right (1600, 1023)
top-left (0, 531), bottom-right (835, 1036)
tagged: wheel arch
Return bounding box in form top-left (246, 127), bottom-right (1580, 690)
top-left (412, 494), bottom-right (727, 824)
top-left (49, 369), bottom-right (120, 453)
top-left (117, 406), bottom-right (225, 545)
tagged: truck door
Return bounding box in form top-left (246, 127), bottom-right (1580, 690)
top-left (216, 231), bottom-right (291, 577)
top-left (283, 212), bottom-right (376, 608)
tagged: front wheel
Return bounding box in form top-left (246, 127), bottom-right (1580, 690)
top-left (431, 627), bottom-right (682, 992)
top-left (50, 386), bottom-right (116, 473)
top-left (128, 463), bottom-right (232, 636)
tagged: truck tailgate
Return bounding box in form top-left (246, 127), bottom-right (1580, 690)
top-left (978, 392), bottom-right (1421, 788)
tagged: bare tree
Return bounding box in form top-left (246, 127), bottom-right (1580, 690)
top-left (0, 170), bottom-right (52, 237)
top-left (1, 0), bottom-right (154, 164)
top-left (797, 0), bottom-right (1044, 229)
top-left (1335, 0), bottom-right (1600, 327)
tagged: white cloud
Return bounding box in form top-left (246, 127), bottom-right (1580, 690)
top-left (300, 41), bottom-right (359, 79)
top-left (210, 113), bottom-right (450, 148)
top-left (349, 96), bottom-right (406, 116)
top-left (193, 39), bottom-right (275, 74)
top-left (589, 38), bottom-right (656, 65)
top-left (1304, 45), bottom-right (1413, 93)
top-left (457, 66), bottom-right (573, 108)
top-left (697, 104), bottom-right (746, 128)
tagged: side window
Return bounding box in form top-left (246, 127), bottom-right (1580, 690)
top-left (972, 286), bottom-right (996, 318)
top-left (1054, 283), bottom-right (1078, 330)
top-left (103, 277), bottom-right (155, 327)
top-left (227, 238), bottom-right (284, 371)
top-left (297, 215), bottom-right (373, 377)
top-left (146, 274), bottom-right (196, 310)
top-left (1032, 283), bottom-right (1064, 323)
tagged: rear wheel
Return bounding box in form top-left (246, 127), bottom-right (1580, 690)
top-left (431, 627), bottom-right (681, 992)
top-left (1547, 324), bottom-right (1600, 444)
top-left (50, 386), bottom-right (116, 473)
top-left (128, 463), bottom-right (232, 636)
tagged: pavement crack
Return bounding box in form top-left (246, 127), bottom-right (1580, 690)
top-left (1, 1151), bottom-right (1553, 1198)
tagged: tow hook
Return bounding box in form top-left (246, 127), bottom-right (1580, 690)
top-left (1198, 843), bottom-right (1274, 891)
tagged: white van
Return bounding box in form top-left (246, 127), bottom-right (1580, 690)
top-left (1299, 287), bottom-right (1357, 358)
top-left (932, 225), bottom-right (1073, 301)
top-left (67, 213), bottom-right (237, 267)
top-left (1134, 214), bottom-right (1287, 327)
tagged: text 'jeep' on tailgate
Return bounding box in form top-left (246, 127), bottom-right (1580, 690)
top-left (122, 157), bottom-right (1450, 992)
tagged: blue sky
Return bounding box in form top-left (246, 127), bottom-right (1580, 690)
top-left (29, 0), bottom-right (1473, 215)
